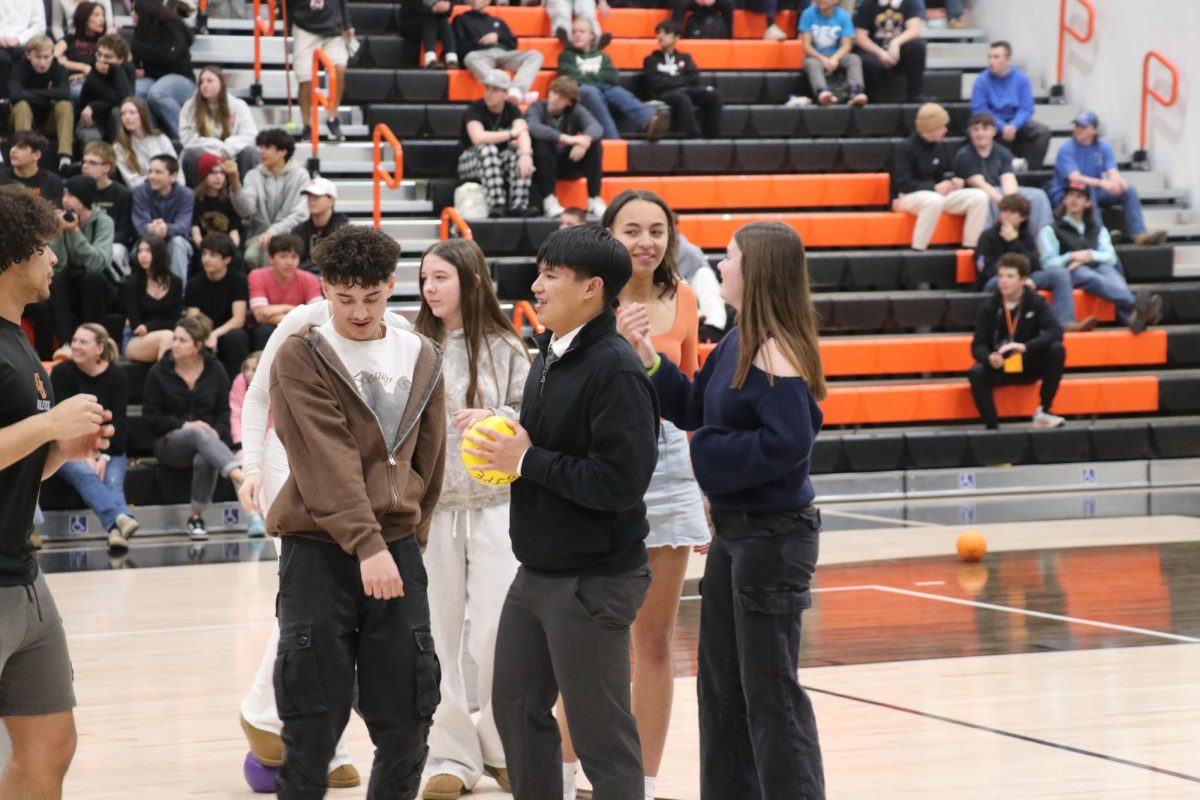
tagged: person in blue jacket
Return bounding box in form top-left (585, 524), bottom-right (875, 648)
top-left (970, 41), bottom-right (1050, 170)
top-left (619, 220), bottom-right (827, 800)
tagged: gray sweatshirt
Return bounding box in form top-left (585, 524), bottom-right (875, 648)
top-left (232, 161), bottom-right (310, 237)
top-left (523, 100), bottom-right (603, 144)
top-left (438, 328), bottom-right (531, 512)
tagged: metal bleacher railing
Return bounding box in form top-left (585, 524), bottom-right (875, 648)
top-left (1051, 0), bottom-right (1094, 101)
top-left (1134, 50), bottom-right (1179, 167)
top-left (373, 123), bottom-right (404, 230)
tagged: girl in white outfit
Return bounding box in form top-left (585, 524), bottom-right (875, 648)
top-left (416, 239), bottom-right (530, 800)
top-left (236, 299), bottom-right (413, 788)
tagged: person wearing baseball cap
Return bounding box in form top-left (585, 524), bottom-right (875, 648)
top-left (457, 69), bottom-right (534, 217)
top-left (891, 102), bottom-right (991, 250)
top-left (1049, 110), bottom-right (1167, 246)
top-left (292, 177), bottom-right (350, 274)
top-left (1038, 182), bottom-right (1163, 333)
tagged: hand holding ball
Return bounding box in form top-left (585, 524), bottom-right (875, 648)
top-left (461, 415), bottom-right (520, 485)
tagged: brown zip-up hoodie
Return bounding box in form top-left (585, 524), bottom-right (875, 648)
top-left (266, 324), bottom-right (446, 559)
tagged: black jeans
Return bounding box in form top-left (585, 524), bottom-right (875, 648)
top-left (532, 137), bottom-right (603, 203)
top-left (399, 10), bottom-right (457, 59)
top-left (857, 38), bottom-right (927, 101)
top-left (493, 565), bottom-right (650, 800)
top-left (967, 341), bottom-right (1066, 429)
top-left (26, 269), bottom-right (116, 357)
top-left (658, 87), bottom-right (723, 138)
top-left (700, 507), bottom-right (824, 800)
top-left (274, 535), bottom-right (440, 800)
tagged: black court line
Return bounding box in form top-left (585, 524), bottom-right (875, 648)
top-left (808, 686), bottom-right (1200, 785)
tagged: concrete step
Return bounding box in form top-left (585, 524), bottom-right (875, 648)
top-left (248, 104), bottom-right (363, 126)
top-left (191, 33), bottom-right (291, 65)
top-left (1173, 245), bottom-right (1200, 278)
top-left (321, 179), bottom-right (428, 201)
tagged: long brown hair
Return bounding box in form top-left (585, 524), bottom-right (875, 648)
top-left (115, 97), bottom-right (162, 175)
top-left (193, 66), bottom-right (233, 140)
top-left (414, 239), bottom-right (530, 408)
top-left (601, 188), bottom-right (678, 299)
top-left (730, 222), bottom-right (826, 399)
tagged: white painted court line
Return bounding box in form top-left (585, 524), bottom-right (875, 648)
top-left (821, 509), bottom-right (943, 528)
top-left (869, 584), bottom-right (1200, 644)
top-left (679, 584), bottom-right (879, 602)
top-left (67, 620), bottom-right (273, 641)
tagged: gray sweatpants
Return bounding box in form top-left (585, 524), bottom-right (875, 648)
top-left (154, 427), bottom-right (240, 510)
top-left (493, 565), bottom-right (650, 800)
top-left (463, 48), bottom-right (545, 94)
top-left (803, 53), bottom-right (864, 96)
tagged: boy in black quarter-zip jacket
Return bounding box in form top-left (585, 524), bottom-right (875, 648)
top-left (267, 225), bottom-right (446, 800)
top-left (465, 224), bottom-right (659, 800)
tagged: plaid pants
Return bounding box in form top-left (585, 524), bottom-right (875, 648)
top-left (457, 144), bottom-right (531, 213)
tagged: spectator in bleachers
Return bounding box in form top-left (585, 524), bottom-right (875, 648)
top-left (544, 0), bottom-right (602, 46)
top-left (853, 0), bottom-right (926, 103)
top-left (1039, 182), bottom-right (1162, 334)
top-left (955, 112), bottom-right (1053, 236)
top-left (229, 351), bottom-right (264, 535)
top-left (114, 96), bottom-right (181, 189)
top-left (130, 0), bottom-right (197, 141)
top-left (0, 0), bottom-right (46, 97)
top-left (454, 0), bottom-right (544, 106)
top-left (672, 0), bottom-right (733, 39)
top-left (0, 131), bottom-right (64, 205)
top-left (186, 232), bottom-right (250, 379)
top-left (642, 20), bottom-right (723, 137)
top-left (124, 235), bottom-right (184, 362)
top-left (967, 252), bottom-right (1065, 430)
top-left (142, 311), bottom-right (246, 540)
top-left (289, 0), bottom-right (353, 142)
top-left (247, 233), bottom-right (322, 349)
top-left (676, 228), bottom-right (727, 341)
top-left (132, 153), bottom-right (194, 284)
top-left (801, 0), bottom-right (866, 106)
top-left (559, 18), bottom-right (671, 142)
top-left (400, 0), bottom-right (459, 69)
top-left (291, 176), bottom-right (348, 273)
top-left (559, 205), bottom-right (586, 228)
top-left (50, 322), bottom-right (140, 551)
top-left (229, 127), bottom-right (311, 269)
top-left (891, 102), bottom-right (989, 251)
top-left (9, 36), bottom-right (75, 173)
top-left (52, 2), bottom-right (106, 103)
top-left (179, 65), bottom-right (261, 186)
top-left (853, 0), bottom-right (966, 27)
top-left (50, 0), bottom-right (115, 39)
top-left (76, 33), bottom-right (134, 145)
top-left (81, 141), bottom-right (133, 274)
top-left (46, 175), bottom-right (116, 357)
top-left (457, 70), bottom-right (534, 218)
top-left (970, 41), bottom-right (1049, 172)
top-left (525, 76), bottom-right (605, 220)
top-left (190, 152), bottom-right (243, 254)
top-left (974, 193), bottom-right (1093, 331)
top-left (1049, 110), bottom-right (1167, 246)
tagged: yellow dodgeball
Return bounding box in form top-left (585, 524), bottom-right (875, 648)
top-left (461, 415), bottom-right (519, 485)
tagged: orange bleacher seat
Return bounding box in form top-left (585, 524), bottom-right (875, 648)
top-left (677, 211), bottom-right (964, 249)
top-left (445, 6), bottom-right (797, 39)
top-left (555, 174), bottom-right (891, 211)
top-left (518, 37), bottom-right (808, 70)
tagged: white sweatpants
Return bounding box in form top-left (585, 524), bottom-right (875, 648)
top-left (239, 432), bottom-right (354, 769)
top-left (424, 503), bottom-right (520, 787)
top-left (896, 187), bottom-right (990, 250)
top-left (545, 0), bottom-right (600, 37)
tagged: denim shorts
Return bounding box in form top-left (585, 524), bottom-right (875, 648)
top-left (644, 420), bottom-right (710, 549)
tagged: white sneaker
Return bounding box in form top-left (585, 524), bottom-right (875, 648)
top-left (1032, 406), bottom-right (1065, 428)
top-left (1012, 157), bottom-right (1029, 172)
top-left (523, 90), bottom-right (540, 105)
top-left (543, 194), bottom-right (566, 218)
top-left (508, 87), bottom-right (524, 104)
top-left (587, 196), bottom-right (607, 220)
top-left (764, 23), bottom-right (787, 40)
top-left (784, 94), bottom-right (813, 108)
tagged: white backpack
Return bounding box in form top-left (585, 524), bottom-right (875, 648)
top-left (454, 182), bottom-right (490, 220)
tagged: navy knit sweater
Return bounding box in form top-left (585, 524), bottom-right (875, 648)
top-left (650, 328), bottom-right (823, 512)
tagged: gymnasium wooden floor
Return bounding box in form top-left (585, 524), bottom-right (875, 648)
top-left (37, 512), bottom-right (1200, 799)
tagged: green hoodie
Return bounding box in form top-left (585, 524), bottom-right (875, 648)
top-left (50, 206), bottom-right (114, 276)
top-left (557, 46), bottom-right (619, 87)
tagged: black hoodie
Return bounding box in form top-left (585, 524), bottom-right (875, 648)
top-left (891, 132), bottom-right (958, 198)
top-left (971, 285), bottom-right (1062, 364)
top-left (509, 310), bottom-right (659, 577)
top-left (974, 219), bottom-right (1042, 288)
top-left (452, 8), bottom-right (518, 60)
top-left (142, 350), bottom-right (233, 446)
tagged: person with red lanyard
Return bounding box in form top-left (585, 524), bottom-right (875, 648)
top-left (967, 252), bottom-right (1066, 430)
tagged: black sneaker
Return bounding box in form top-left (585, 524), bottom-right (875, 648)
top-left (297, 125), bottom-right (312, 143)
top-left (598, 32), bottom-right (613, 50)
top-left (326, 118), bottom-right (345, 142)
top-left (187, 515), bottom-right (208, 541)
top-left (555, 28), bottom-right (570, 46)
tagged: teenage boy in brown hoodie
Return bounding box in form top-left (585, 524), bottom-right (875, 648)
top-left (267, 224), bottom-right (446, 799)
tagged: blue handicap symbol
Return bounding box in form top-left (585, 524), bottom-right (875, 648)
top-left (1080, 467), bottom-right (1097, 485)
top-left (958, 472), bottom-right (976, 490)
top-left (223, 507), bottom-right (240, 526)
top-left (69, 515), bottom-right (88, 535)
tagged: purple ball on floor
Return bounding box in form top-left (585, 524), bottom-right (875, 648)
top-left (243, 752), bottom-right (279, 793)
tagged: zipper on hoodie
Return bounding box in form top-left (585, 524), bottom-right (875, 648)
top-left (538, 345), bottom-right (572, 398)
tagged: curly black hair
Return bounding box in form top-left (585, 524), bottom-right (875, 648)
top-left (0, 186), bottom-right (60, 275)
top-left (313, 225), bottom-right (400, 289)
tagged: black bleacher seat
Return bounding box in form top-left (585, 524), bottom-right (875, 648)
top-left (719, 106), bottom-right (750, 137)
top-left (846, 251), bottom-right (902, 290)
top-left (348, 3), bottom-right (398, 32)
top-left (712, 73), bottom-right (764, 103)
top-left (853, 105), bottom-right (905, 137)
top-left (1161, 286), bottom-right (1200, 324)
top-left (900, 251), bottom-right (958, 289)
top-left (788, 141), bottom-right (840, 172)
top-left (525, 219), bottom-right (559, 251)
top-left (356, 36), bottom-right (420, 69)
top-left (343, 69), bottom-right (399, 102)
top-left (401, 141), bottom-right (459, 177)
top-left (842, 432), bottom-right (905, 471)
top-left (806, 254), bottom-right (847, 289)
top-left (945, 293), bottom-right (986, 329)
top-left (427, 106), bottom-right (467, 137)
top-left (680, 141), bottom-right (734, 173)
top-left (392, 70), bottom-right (451, 101)
top-left (809, 435), bottom-right (843, 474)
top-left (1150, 419), bottom-right (1200, 459)
top-left (628, 142), bottom-right (679, 174)
top-left (1088, 422), bottom-right (1152, 461)
top-left (734, 139), bottom-right (789, 172)
top-left (889, 294), bottom-right (947, 329)
top-left (905, 430), bottom-right (968, 469)
top-left (838, 138), bottom-right (894, 172)
top-left (966, 429), bottom-right (1031, 466)
top-left (1157, 373), bottom-right (1200, 414)
top-left (762, 73), bottom-right (802, 105)
top-left (470, 220), bottom-right (529, 257)
top-left (122, 361), bottom-right (152, 404)
top-left (828, 295), bottom-right (890, 330)
top-left (1167, 329), bottom-right (1200, 367)
top-left (1117, 246), bottom-right (1174, 282)
top-left (1029, 427), bottom-right (1092, 463)
top-left (802, 107), bottom-right (852, 138)
top-left (492, 260), bottom-right (538, 301)
top-left (749, 107), bottom-right (802, 137)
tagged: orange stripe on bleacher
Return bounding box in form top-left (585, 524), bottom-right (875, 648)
top-left (518, 38), bottom-right (810, 70)
top-left (820, 376), bottom-right (1159, 426)
top-left (555, 174), bottom-right (890, 211)
top-left (445, 7), bottom-right (796, 39)
top-left (677, 212), bottom-right (965, 249)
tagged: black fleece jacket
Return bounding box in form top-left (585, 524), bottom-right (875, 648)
top-left (973, 220), bottom-right (1042, 288)
top-left (892, 132), bottom-right (958, 198)
top-left (453, 9), bottom-right (518, 60)
top-left (142, 351), bottom-right (233, 446)
top-left (971, 286), bottom-right (1063, 364)
top-left (510, 310), bottom-right (659, 577)
top-left (642, 49), bottom-right (702, 97)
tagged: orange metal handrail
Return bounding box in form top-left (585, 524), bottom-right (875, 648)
top-left (512, 300), bottom-right (545, 335)
top-left (1056, 0), bottom-right (1094, 85)
top-left (310, 48), bottom-right (338, 156)
top-left (251, 0), bottom-right (277, 100)
top-left (439, 207), bottom-right (474, 241)
top-left (1139, 50), bottom-right (1179, 150)
top-left (372, 124), bottom-right (404, 230)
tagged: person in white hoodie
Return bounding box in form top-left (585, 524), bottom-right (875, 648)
top-left (229, 127), bottom-right (310, 268)
top-left (413, 238), bottom-right (530, 800)
top-left (178, 65), bottom-right (261, 186)
top-left (113, 97), bottom-right (185, 190)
